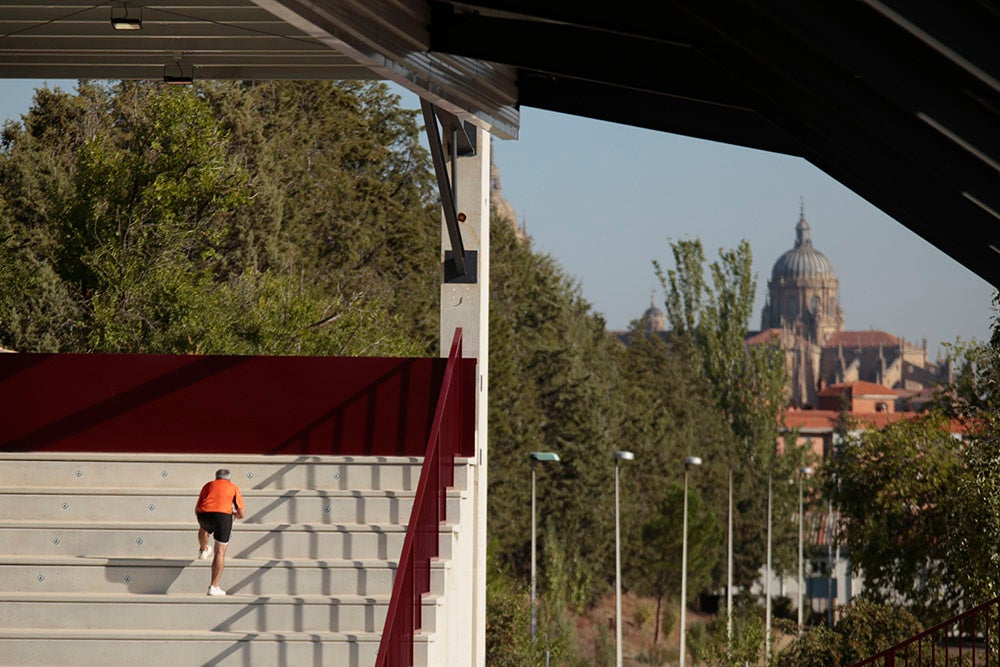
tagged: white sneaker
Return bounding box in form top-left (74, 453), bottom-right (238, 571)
top-left (198, 546), bottom-right (212, 560)
top-left (207, 585), bottom-right (226, 596)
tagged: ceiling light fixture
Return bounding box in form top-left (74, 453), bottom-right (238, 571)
top-left (110, 3), bottom-right (142, 30)
top-left (163, 61), bottom-right (193, 85)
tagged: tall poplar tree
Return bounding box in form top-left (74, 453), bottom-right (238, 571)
top-left (654, 238), bottom-right (796, 587)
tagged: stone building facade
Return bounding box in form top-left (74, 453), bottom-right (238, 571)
top-left (750, 208), bottom-right (950, 408)
top-left (621, 206), bottom-right (951, 408)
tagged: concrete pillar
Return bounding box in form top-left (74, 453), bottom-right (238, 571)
top-left (439, 126), bottom-right (490, 667)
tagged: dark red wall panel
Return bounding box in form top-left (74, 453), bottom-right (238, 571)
top-left (0, 353), bottom-right (476, 457)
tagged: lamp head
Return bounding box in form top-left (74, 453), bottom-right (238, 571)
top-left (800, 466), bottom-right (814, 476)
top-left (530, 451), bottom-right (560, 463)
top-left (164, 61), bottom-right (194, 85)
top-left (111, 17), bottom-right (142, 30)
top-left (110, 3), bottom-right (142, 30)
top-left (614, 450), bottom-right (634, 461)
top-left (684, 456), bottom-right (703, 467)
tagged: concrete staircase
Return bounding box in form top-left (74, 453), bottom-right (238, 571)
top-left (0, 452), bottom-right (469, 666)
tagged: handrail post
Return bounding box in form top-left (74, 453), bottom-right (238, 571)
top-left (849, 595), bottom-right (1000, 667)
top-left (376, 328), bottom-right (466, 667)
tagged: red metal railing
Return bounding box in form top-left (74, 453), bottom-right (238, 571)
top-left (376, 328), bottom-right (467, 667)
top-left (852, 596), bottom-right (1000, 666)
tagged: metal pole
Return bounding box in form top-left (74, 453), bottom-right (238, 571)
top-left (680, 468), bottom-right (690, 667)
top-left (765, 471), bottom-right (772, 664)
top-left (679, 456), bottom-right (702, 667)
top-left (828, 497), bottom-right (835, 628)
top-left (727, 467), bottom-right (733, 653)
top-left (615, 460), bottom-right (623, 667)
top-left (612, 451), bottom-right (632, 666)
top-left (798, 471), bottom-right (804, 634)
top-left (531, 460), bottom-right (537, 643)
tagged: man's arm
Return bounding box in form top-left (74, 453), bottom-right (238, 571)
top-left (233, 486), bottom-right (246, 519)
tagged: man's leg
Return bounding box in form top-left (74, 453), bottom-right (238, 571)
top-left (198, 528), bottom-right (210, 552)
top-left (210, 541), bottom-right (228, 587)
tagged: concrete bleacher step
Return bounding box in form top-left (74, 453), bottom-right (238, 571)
top-left (0, 487), bottom-right (462, 525)
top-left (0, 452), bottom-right (469, 492)
top-left (0, 555), bottom-right (448, 596)
top-left (0, 591), bottom-right (400, 633)
top-left (0, 627), bottom-right (437, 667)
top-left (0, 521), bottom-right (447, 561)
top-left (0, 452), bottom-right (466, 666)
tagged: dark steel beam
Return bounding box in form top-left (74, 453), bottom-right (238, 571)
top-left (431, 5), bottom-right (758, 111)
top-left (673, 1), bottom-right (1000, 287)
top-left (421, 99), bottom-right (467, 277)
top-left (445, 0), bottom-right (697, 45)
top-left (517, 73), bottom-right (803, 157)
top-left (750, 0), bottom-right (1000, 185)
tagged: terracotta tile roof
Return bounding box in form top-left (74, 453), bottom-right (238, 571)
top-left (817, 381), bottom-right (899, 398)
top-left (824, 330), bottom-right (901, 349)
top-left (784, 409), bottom-right (840, 431)
top-left (745, 328), bottom-right (811, 348)
top-left (783, 408), bottom-right (965, 434)
top-left (745, 328), bottom-right (783, 346)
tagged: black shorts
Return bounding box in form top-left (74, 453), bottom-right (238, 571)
top-left (197, 512), bottom-right (234, 544)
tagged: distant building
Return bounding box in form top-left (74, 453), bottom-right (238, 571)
top-left (749, 207), bottom-right (951, 408)
top-left (614, 208), bottom-right (958, 618)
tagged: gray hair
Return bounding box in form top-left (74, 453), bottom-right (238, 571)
top-left (215, 469), bottom-right (232, 480)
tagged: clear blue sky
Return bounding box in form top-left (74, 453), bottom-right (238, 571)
top-left (2, 79), bottom-right (993, 357)
top-left (490, 105), bottom-right (995, 359)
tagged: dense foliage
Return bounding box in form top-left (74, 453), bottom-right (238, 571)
top-left (827, 309), bottom-right (1000, 623)
top-left (656, 239), bottom-right (801, 585)
top-left (777, 600), bottom-right (921, 667)
top-left (486, 223), bottom-right (805, 661)
top-left (828, 412), bottom-right (962, 620)
top-left (0, 80), bottom-right (438, 356)
top-left (9, 81), bottom-right (937, 663)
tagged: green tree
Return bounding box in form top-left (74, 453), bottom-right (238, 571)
top-left (0, 80), bottom-right (437, 356)
top-left (654, 238), bottom-right (793, 588)
top-left (633, 483), bottom-right (722, 644)
top-left (487, 210), bottom-right (629, 603)
top-left (938, 323), bottom-right (1000, 606)
top-left (836, 600), bottom-right (922, 665)
top-left (828, 412), bottom-right (963, 620)
top-left (776, 625), bottom-right (843, 667)
top-left (485, 543), bottom-right (534, 666)
top-left (487, 213), bottom-right (737, 613)
top-left (776, 600), bottom-right (921, 667)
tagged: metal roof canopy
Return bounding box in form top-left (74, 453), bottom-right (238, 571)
top-left (1, 1), bottom-right (998, 289)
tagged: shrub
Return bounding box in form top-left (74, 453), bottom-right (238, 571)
top-left (836, 600), bottom-right (921, 665)
top-left (776, 625), bottom-right (843, 667)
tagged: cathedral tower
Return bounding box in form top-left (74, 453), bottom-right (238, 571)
top-left (761, 206), bottom-right (844, 345)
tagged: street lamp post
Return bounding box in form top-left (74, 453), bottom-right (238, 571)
top-left (798, 466), bottom-right (813, 635)
top-left (530, 451), bottom-right (560, 643)
top-left (727, 466), bottom-right (733, 654)
top-left (765, 470), bottom-right (773, 665)
top-left (680, 456), bottom-right (703, 667)
top-left (614, 450), bottom-right (634, 667)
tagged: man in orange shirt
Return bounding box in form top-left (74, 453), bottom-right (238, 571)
top-left (195, 469), bottom-right (246, 596)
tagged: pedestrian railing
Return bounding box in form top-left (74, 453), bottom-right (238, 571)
top-left (852, 596), bottom-right (1000, 666)
top-left (375, 328), bottom-right (466, 667)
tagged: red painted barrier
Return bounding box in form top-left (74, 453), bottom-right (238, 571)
top-left (376, 328), bottom-right (467, 667)
top-left (0, 352), bottom-right (475, 457)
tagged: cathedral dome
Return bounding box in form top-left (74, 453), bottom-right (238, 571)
top-left (643, 303), bottom-right (666, 333)
top-left (771, 211), bottom-right (835, 282)
top-left (641, 293), bottom-right (666, 332)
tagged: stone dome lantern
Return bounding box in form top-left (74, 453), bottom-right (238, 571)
top-left (761, 205), bottom-right (844, 345)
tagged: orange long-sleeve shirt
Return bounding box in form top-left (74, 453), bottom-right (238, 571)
top-left (196, 479), bottom-right (245, 515)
